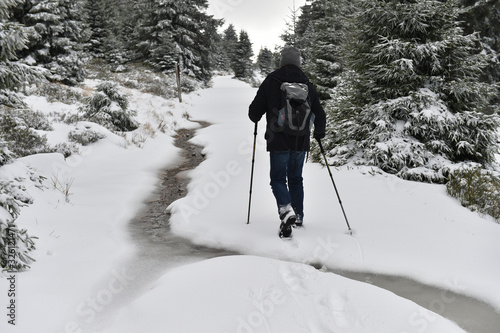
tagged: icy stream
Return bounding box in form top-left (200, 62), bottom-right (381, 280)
top-left (89, 124), bottom-right (499, 333)
top-left (334, 270), bottom-right (500, 333)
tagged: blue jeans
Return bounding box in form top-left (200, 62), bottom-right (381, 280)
top-left (269, 151), bottom-right (306, 220)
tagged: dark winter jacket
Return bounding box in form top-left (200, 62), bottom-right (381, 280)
top-left (248, 65), bottom-right (326, 151)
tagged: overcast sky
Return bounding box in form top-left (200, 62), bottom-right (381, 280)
top-left (207, 0), bottom-right (308, 56)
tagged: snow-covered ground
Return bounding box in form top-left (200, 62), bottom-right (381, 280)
top-left (1, 76), bottom-right (499, 333)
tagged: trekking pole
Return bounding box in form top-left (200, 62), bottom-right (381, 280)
top-left (246, 122), bottom-right (258, 224)
top-left (316, 138), bottom-right (353, 235)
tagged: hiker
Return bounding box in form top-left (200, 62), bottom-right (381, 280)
top-left (248, 46), bottom-right (327, 238)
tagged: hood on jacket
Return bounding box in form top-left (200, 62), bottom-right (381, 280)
top-left (269, 65), bottom-right (309, 84)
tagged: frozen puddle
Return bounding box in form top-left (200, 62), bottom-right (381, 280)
top-left (89, 124), bottom-right (498, 333)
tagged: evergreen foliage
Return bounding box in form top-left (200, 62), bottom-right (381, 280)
top-left (460, 0), bottom-right (500, 86)
top-left (231, 30), bottom-right (254, 79)
top-left (0, 0), bottom-right (39, 269)
top-left (295, 0), bottom-right (355, 99)
top-left (447, 165), bottom-right (500, 221)
top-left (0, 143), bottom-right (12, 168)
top-left (0, 214), bottom-right (37, 271)
top-left (129, 0), bottom-right (156, 61)
top-left (320, 0), bottom-right (499, 183)
top-left (460, 0), bottom-right (500, 109)
top-left (68, 127), bottom-right (106, 146)
top-left (84, 0), bottom-right (132, 66)
top-left (0, 0), bottom-right (43, 106)
top-left (209, 27), bottom-right (229, 72)
top-left (78, 81), bottom-right (138, 132)
top-left (83, 0), bottom-right (106, 58)
top-left (20, 0), bottom-right (86, 85)
top-left (102, 0), bottom-right (131, 66)
top-left (257, 47), bottom-right (274, 75)
top-left (0, 167), bottom-right (39, 271)
top-left (221, 24), bottom-right (239, 72)
top-left (0, 106), bottom-right (52, 157)
top-left (281, 1), bottom-right (301, 46)
top-left (130, 0), bottom-right (221, 81)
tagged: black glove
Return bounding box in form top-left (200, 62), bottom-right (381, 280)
top-left (313, 131), bottom-right (325, 140)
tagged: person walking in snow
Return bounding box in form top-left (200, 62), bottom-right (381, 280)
top-left (248, 46), bottom-right (326, 238)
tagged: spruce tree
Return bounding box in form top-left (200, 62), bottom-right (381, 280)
top-left (133, 0), bottom-right (220, 80)
top-left (84, 0), bottom-right (106, 58)
top-left (0, 0), bottom-right (42, 106)
top-left (130, 0), bottom-right (156, 61)
top-left (460, 0), bottom-right (500, 108)
top-left (84, 0), bottom-right (133, 66)
top-left (222, 24), bottom-right (239, 72)
top-left (19, 0), bottom-right (85, 85)
top-left (231, 30), bottom-right (253, 79)
top-left (102, 0), bottom-right (132, 65)
top-left (324, 0), bottom-right (499, 182)
top-left (257, 47), bottom-right (274, 75)
top-left (175, 0), bottom-right (220, 80)
top-left (18, 0), bottom-right (59, 64)
top-left (144, 0), bottom-right (176, 71)
top-left (0, 0), bottom-right (38, 272)
top-left (210, 30), bottom-right (230, 72)
top-left (51, 0), bottom-right (86, 83)
top-left (118, 0), bottom-right (136, 62)
top-left (460, 0), bottom-right (500, 83)
top-left (281, 1), bottom-right (301, 46)
top-left (198, 14), bottom-right (222, 76)
top-left (295, 0), bottom-right (355, 99)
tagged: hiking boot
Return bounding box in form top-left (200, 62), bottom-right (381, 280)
top-left (279, 216), bottom-right (296, 238)
top-left (294, 215), bottom-right (303, 228)
top-left (279, 207), bottom-right (296, 238)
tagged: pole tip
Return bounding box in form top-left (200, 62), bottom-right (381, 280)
top-left (345, 228), bottom-right (355, 236)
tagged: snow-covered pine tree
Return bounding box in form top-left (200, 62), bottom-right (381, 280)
top-left (257, 47), bottom-right (275, 75)
top-left (99, 0), bottom-right (131, 66)
top-left (272, 46), bottom-right (283, 69)
top-left (460, 0), bottom-right (500, 108)
top-left (130, 0), bottom-right (156, 61)
top-left (209, 29), bottom-right (230, 72)
top-left (140, 0), bottom-right (220, 81)
top-left (295, 0), bottom-right (356, 99)
top-left (197, 13), bottom-right (221, 77)
top-left (231, 30), bottom-right (253, 79)
top-left (50, 0), bottom-right (86, 84)
top-left (78, 81), bottom-right (138, 132)
top-left (17, 0), bottom-right (58, 64)
top-left (118, 0), bottom-right (136, 62)
top-left (0, 0), bottom-right (38, 271)
top-left (19, 0), bottom-right (86, 85)
top-left (0, 0), bottom-right (42, 106)
top-left (149, 0), bottom-right (198, 74)
top-left (222, 24), bottom-right (239, 72)
top-left (323, 0), bottom-right (499, 183)
top-left (281, 0), bottom-right (300, 47)
top-left (83, 0), bottom-right (106, 58)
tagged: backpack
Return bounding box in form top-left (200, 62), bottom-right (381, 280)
top-left (275, 81), bottom-right (312, 136)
